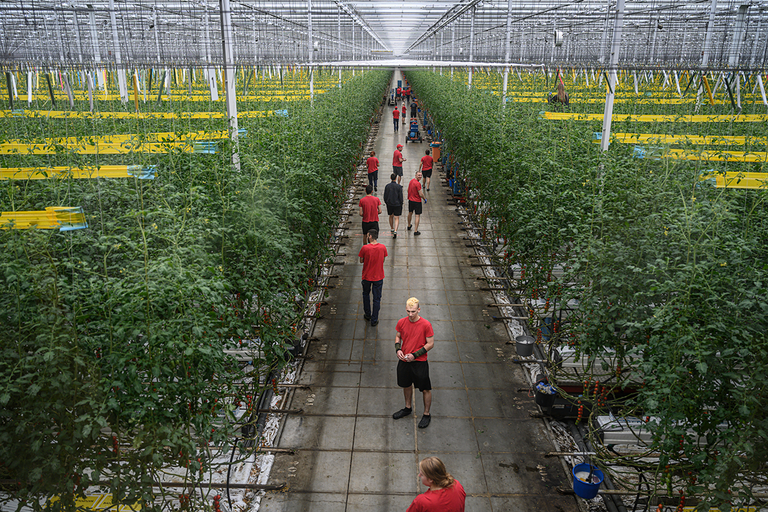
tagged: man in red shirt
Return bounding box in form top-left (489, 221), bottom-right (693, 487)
top-left (393, 297), bottom-right (434, 428)
top-left (401, 104), bottom-right (406, 125)
top-left (418, 149), bottom-right (434, 191)
top-left (393, 107), bottom-right (400, 132)
top-left (359, 185), bottom-right (381, 244)
top-left (358, 229), bottom-right (387, 326)
top-left (392, 144), bottom-right (406, 184)
top-left (407, 171), bottom-right (426, 236)
top-left (366, 151), bottom-right (379, 191)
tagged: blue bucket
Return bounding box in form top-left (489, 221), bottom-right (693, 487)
top-left (572, 463), bottom-right (604, 499)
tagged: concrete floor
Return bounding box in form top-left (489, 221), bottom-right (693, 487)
top-left (258, 71), bottom-right (579, 512)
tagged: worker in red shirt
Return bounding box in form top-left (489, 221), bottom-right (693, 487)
top-left (359, 185), bottom-right (382, 244)
top-left (366, 151), bottom-right (379, 191)
top-left (401, 104), bottom-right (406, 125)
top-left (392, 144), bottom-right (406, 184)
top-left (393, 297), bottom-right (434, 428)
top-left (393, 107), bottom-right (400, 132)
top-left (407, 171), bottom-right (426, 236)
top-left (418, 149), bottom-right (434, 191)
top-left (358, 229), bottom-right (387, 326)
top-left (396, 86), bottom-right (402, 100)
top-left (407, 457), bottom-right (466, 511)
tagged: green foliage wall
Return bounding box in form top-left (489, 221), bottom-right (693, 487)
top-left (408, 69), bottom-right (768, 508)
top-left (0, 69), bottom-right (389, 509)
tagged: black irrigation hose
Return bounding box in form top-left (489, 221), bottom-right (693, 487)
top-left (226, 437), bottom-right (239, 511)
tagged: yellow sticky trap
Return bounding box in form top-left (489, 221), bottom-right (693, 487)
top-left (1, 206), bottom-right (87, 231)
top-left (47, 494), bottom-right (141, 511)
top-left (540, 112), bottom-right (768, 123)
top-left (700, 171), bottom-right (768, 189)
top-left (1, 165), bottom-right (157, 180)
top-left (606, 133), bottom-right (768, 146)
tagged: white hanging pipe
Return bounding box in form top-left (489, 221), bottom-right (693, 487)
top-left (108, 0), bottom-right (128, 102)
top-left (696, 0), bottom-right (718, 109)
top-left (88, 8), bottom-right (101, 63)
top-left (468, 7), bottom-right (475, 89)
top-left (153, 7), bottom-right (161, 62)
top-left (600, 0), bottom-right (625, 152)
top-left (501, 0), bottom-right (513, 106)
top-left (451, 24), bottom-right (455, 79)
top-left (219, 0), bottom-right (240, 171)
top-left (749, 11), bottom-right (763, 68)
top-left (598, 6), bottom-right (611, 65)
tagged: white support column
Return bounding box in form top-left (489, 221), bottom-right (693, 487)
top-left (72, 9), bottom-right (84, 64)
top-left (219, 0), bottom-right (240, 170)
top-left (600, 0), bottom-right (625, 152)
top-left (696, 0), bottom-right (718, 109)
top-left (88, 6), bottom-right (105, 91)
top-left (728, 5), bottom-right (749, 68)
top-left (501, 0), bottom-right (513, 106)
top-left (468, 7), bottom-right (476, 89)
top-left (108, 0), bottom-right (128, 102)
top-left (308, 0), bottom-right (314, 105)
top-left (451, 24), bottom-right (455, 79)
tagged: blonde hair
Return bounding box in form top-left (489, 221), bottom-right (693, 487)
top-left (557, 81), bottom-right (567, 104)
top-left (406, 297), bottom-right (420, 309)
top-left (419, 457), bottom-right (455, 489)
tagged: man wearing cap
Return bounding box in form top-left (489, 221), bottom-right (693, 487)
top-left (393, 144), bottom-right (406, 184)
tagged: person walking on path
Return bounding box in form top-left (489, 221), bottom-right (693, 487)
top-left (393, 297), bottom-right (434, 428)
top-left (396, 86), bottom-right (402, 100)
top-left (393, 107), bottom-right (400, 132)
top-left (359, 185), bottom-right (381, 244)
top-left (418, 149), bottom-right (434, 191)
top-left (358, 229), bottom-right (387, 327)
top-left (407, 171), bottom-right (426, 236)
top-left (393, 144), bottom-right (406, 184)
top-left (383, 173), bottom-right (403, 238)
top-left (366, 151), bottom-right (379, 191)
top-left (401, 104), bottom-right (407, 125)
top-left (407, 457), bottom-right (466, 512)
top-left (410, 99), bottom-right (418, 118)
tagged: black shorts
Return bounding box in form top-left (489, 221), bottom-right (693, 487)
top-left (409, 200), bottom-right (422, 215)
top-left (397, 360), bottom-right (432, 391)
top-left (362, 221), bottom-right (379, 236)
top-left (386, 204), bottom-right (402, 216)
top-left (421, 169), bottom-right (432, 178)
top-left (393, 166), bottom-right (403, 177)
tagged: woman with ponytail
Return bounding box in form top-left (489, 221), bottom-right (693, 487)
top-left (407, 456), bottom-right (466, 512)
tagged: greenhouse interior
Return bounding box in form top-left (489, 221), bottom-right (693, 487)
top-left (1, 0), bottom-right (767, 511)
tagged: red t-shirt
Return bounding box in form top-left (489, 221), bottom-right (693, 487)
top-left (407, 480), bottom-right (465, 512)
top-left (402, 106), bottom-right (406, 115)
top-left (396, 316), bottom-right (433, 361)
top-left (397, 87), bottom-right (402, 95)
top-left (367, 156), bottom-right (379, 174)
top-left (358, 243), bottom-right (387, 282)
top-left (359, 195), bottom-right (381, 222)
top-left (393, 109), bottom-right (400, 120)
top-left (393, 150), bottom-right (403, 166)
top-left (421, 155), bottom-right (433, 170)
top-left (408, 178), bottom-right (422, 202)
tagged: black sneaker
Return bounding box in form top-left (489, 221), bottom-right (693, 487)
top-left (364, 314), bottom-right (371, 321)
top-left (407, 225), bottom-right (412, 231)
top-left (418, 414), bottom-right (431, 428)
top-left (393, 407), bottom-right (412, 420)
top-left (414, 231), bottom-right (421, 236)
top-left (371, 320), bottom-right (379, 326)
top-left (392, 232), bottom-right (397, 238)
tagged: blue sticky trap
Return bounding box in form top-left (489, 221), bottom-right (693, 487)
top-left (592, 132), bottom-right (602, 143)
top-left (126, 165), bottom-right (158, 180)
top-left (633, 146), bottom-right (647, 159)
top-left (56, 207), bottom-right (88, 232)
top-left (697, 169), bottom-right (717, 188)
top-left (274, 109), bottom-right (289, 118)
top-left (11, 109), bottom-right (25, 117)
top-left (193, 141), bottom-right (219, 154)
top-left (237, 128), bottom-right (248, 137)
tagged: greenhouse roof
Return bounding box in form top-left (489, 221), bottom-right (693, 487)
top-left (0, 0), bottom-right (766, 70)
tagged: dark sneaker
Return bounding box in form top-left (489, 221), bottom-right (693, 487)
top-left (414, 231), bottom-right (421, 236)
top-left (407, 225), bottom-right (412, 231)
top-left (393, 232), bottom-right (397, 238)
top-left (418, 414), bottom-right (431, 428)
top-left (364, 314), bottom-right (371, 321)
top-left (371, 320), bottom-right (379, 326)
top-left (393, 407), bottom-right (412, 420)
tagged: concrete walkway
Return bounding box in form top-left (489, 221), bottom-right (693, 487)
top-left (259, 71), bottom-right (580, 512)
